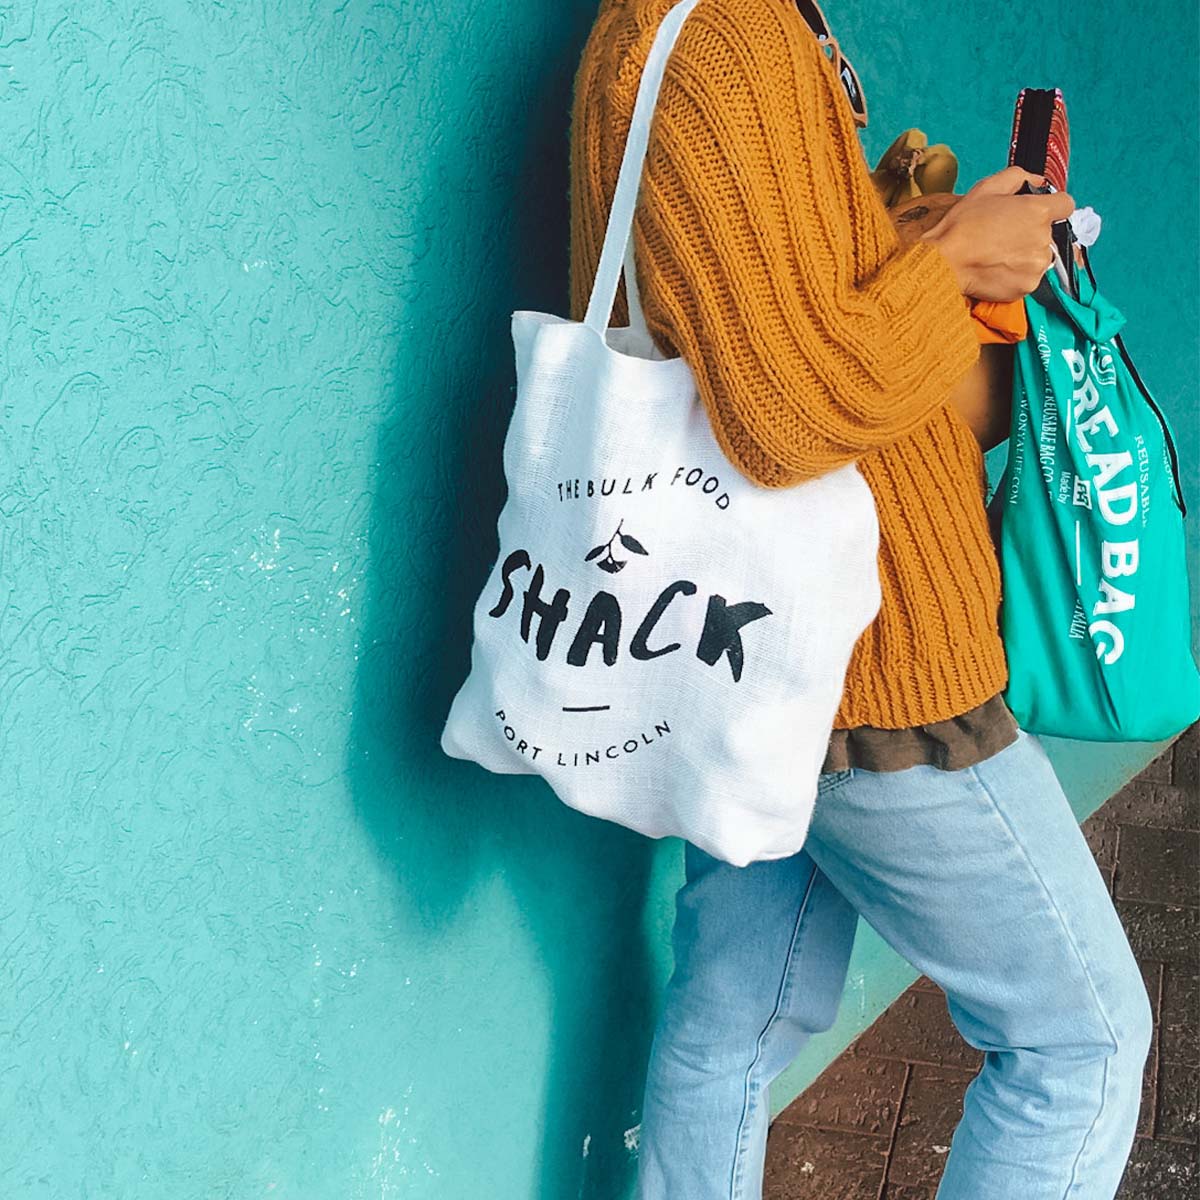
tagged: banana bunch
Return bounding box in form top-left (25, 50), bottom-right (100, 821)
top-left (869, 128), bottom-right (958, 208)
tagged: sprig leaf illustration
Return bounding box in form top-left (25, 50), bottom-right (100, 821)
top-left (584, 519), bottom-right (649, 574)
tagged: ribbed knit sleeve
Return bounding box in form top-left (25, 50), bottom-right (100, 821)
top-left (569, 0), bottom-right (1011, 729)
top-left (570, 0), bottom-right (982, 487)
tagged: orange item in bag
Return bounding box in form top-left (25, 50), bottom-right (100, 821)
top-left (967, 295), bottom-right (1028, 344)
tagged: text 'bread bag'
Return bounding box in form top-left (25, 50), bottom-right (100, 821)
top-left (988, 246), bottom-right (1200, 741)
top-left (439, 0), bottom-right (881, 867)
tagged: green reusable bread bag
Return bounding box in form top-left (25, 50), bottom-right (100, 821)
top-left (986, 249), bottom-right (1200, 741)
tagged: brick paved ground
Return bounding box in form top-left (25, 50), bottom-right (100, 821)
top-left (765, 721), bottom-right (1199, 1199)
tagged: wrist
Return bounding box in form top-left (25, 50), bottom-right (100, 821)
top-left (919, 224), bottom-right (972, 297)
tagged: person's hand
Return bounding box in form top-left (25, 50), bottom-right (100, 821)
top-left (918, 166), bottom-right (1075, 301)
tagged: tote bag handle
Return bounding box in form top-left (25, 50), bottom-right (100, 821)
top-left (583, 0), bottom-right (702, 351)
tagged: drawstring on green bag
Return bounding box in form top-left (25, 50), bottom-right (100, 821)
top-left (987, 245), bottom-right (1200, 741)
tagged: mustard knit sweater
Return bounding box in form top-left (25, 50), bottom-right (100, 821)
top-left (568, 0), bottom-right (1009, 731)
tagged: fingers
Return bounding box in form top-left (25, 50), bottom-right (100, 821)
top-left (968, 165), bottom-right (1046, 196)
top-left (1042, 189), bottom-right (1076, 220)
top-left (1010, 184), bottom-right (1076, 223)
top-left (964, 166), bottom-right (1077, 221)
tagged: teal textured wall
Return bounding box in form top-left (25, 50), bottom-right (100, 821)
top-left (2, 3), bottom-right (1193, 1198)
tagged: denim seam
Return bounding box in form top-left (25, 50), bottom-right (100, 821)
top-left (727, 863), bottom-right (820, 1200)
top-left (965, 759), bottom-right (1119, 1199)
top-left (817, 768), bottom-right (855, 795)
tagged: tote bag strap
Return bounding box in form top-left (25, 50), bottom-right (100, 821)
top-left (583, 0), bottom-right (702, 344)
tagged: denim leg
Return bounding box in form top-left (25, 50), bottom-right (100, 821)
top-left (804, 729), bottom-right (1153, 1200)
top-left (635, 839), bottom-right (859, 1200)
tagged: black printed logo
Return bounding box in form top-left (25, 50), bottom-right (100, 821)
top-left (584, 519), bottom-right (648, 574)
top-left (487, 534), bottom-right (772, 682)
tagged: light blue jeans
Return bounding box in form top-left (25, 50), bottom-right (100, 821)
top-left (635, 728), bottom-right (1153, 1200)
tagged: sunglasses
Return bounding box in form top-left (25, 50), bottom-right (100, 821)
top-left (794, 0), bottom-right (868, 128)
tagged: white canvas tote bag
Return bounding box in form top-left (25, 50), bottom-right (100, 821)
top-left (440, 0), bottom-right (881, 866)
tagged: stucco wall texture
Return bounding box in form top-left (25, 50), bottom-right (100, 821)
top-left (2, 2), bottom-right (1194, 1198)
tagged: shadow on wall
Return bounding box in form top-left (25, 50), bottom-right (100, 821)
top-left (347, 7), bottom-right (658, 1197)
